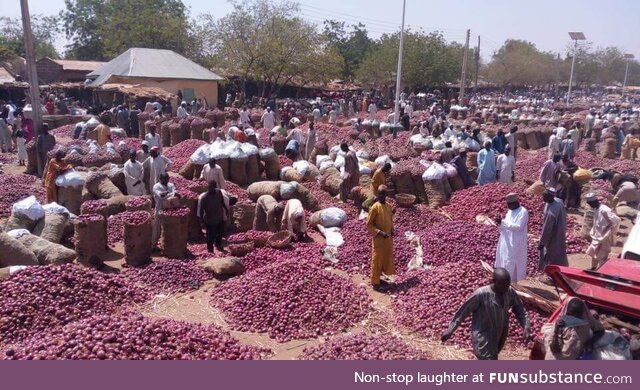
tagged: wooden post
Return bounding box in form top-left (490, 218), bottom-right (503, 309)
top-left (459, 29), bottom-right (471, 103)
top-left (20, 0), bottom-right (43, 134)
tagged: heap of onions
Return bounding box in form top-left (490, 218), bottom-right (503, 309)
top-left (4, 312), bottom-right (271, 360)
top-left (240, 242), bottom-right (323, 272)
top-left (0, 264), bottom-right (150, 342)
top-left (300, 334), bottom-right (431, 360)
top-left (123, 259), bottom-right (212, 294)
top-left (211, 260), bottom-right (371, 342)
top-left (163, 139), bottom-right (207, 173)
top-left (0, 173), bottom-right (45, 217)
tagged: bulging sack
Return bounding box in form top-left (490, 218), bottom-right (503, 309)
top-left (0, 232), bottom-right (39, 267)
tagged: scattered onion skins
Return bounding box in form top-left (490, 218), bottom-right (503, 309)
top-left (123, 259), bottom-right (213, 294)
top-left (211, 259), bottom-right (371, 342)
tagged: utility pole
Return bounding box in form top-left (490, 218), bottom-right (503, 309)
top-left (393, 0), bottom-right (407, 125)
top-left (622, 54), bottom-right (635, 97)
top-left (20, 0), bottom-right (43, 134)
top-left (459, 29), bottom-right (470, 103)
top-left (554, 53), bottom-right (561, 97)
top-left (474, 35), bottom-right (480, 92)
top-left (566, 32), bottom-right (586, 104)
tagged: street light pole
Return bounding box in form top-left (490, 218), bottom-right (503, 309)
top-left (622, 53), bottom-right (635, 97)
top-left (566, 32), bottom-right (586, 104)
top-left (20, 0), bottom-right (43, 134)
top-left (393, 0), bottom-right (406, 125)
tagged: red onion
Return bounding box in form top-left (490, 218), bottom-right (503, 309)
top-left (163, 139), bottom-right (207, 173)
top-left (159, 207), bottom-right (189, 218)
top-left (301, 334), bottom-right (431, 360)
top-left (0, 173), bottom-right (45, 217)
top-left (123, 259), bottom-right (212, 294)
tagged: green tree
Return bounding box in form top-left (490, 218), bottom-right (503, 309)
top-left (61, 0), bottom-right (196, 61)
top-left (322, 20), bottom-right (372, 80)
top-left (356, 31), bottom-right (462, 90)
top-left (483, 39), bottom-right (556, 87)
top-left (0, 15), bottom-right (60, 59)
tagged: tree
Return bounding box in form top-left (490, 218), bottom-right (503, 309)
top-left (60, 0), bottom-right (196, 61)
top-left (0, 15), bottom-right (60, 59)
top-left (205, 0), bottom-right (343, 96)
top-left (322, 20), bottom-right (373, 80)
top-left (355, 31), bottom-right (462, 90)
top-left (483, 39), bottom-right (556, 87)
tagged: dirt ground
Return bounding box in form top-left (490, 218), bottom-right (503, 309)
top-left (1, 148), bottom-right (634, 361)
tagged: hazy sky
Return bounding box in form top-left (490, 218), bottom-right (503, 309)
top-left (6, 0), bottom-right (640, 59)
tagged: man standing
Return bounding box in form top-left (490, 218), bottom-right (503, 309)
top-left (200, 158), bottom-right (226, 190)
top-left (137, 141), bottom-right (150, 163)
top-left (585, 193), bottom-right (621, 270)
top-left (144, 124), bottom-right (162, 153)
top-left (177, 101), bottom-right (188, 119)
top-left (152, 173), bottom-right (177, 245)
top-left (117, 105), bottom-right (130, 135)
top-left (548, 129), bottom-right (561, 159)
top-left (367, 185), bottom-right (395, 292)
top-left (93, 118), bottom-right (112, 146)
top-left (282, 198), bottom-right (307, 241)
top-left (495, 194), bottom-right (529, 283)
top-left (506, 126), bottom-right (518, 160)
top-left (148, 146), bottom-right (172, 191)
top-left (585, 110), bottom-right (595, 139)
top-left (123, 151), bottom-right (146, 196)
top-left (340, 143), bottom-right (360, 202)
top-left (44, 150), bottom-right (72, 203)
top-left (560, 134), bottom-right (575, 160)
top-left (368, 101), bottom-right (377, 119)
top-left (496, 145), bottom-right (516, 185)
top-left (129, 104), bottom-right (140, 137)
top-left (239, 106), bottom-right (250, 128)
top-left (441, 268), bottom-right (530, 360)
top-left (540, 154), bottom-right (562, 189)
top-left (35, 123), bottom-right (56, 178)
top-left (198, 181), bottom-right (228, 254)
top-left (451, 148), bottom-right (474, 188)
top-left (477, 141), bottom-right (497, 186)
top-left (539, 188), bottom-right (568, 272)
top-left (261, 107), bottom-right (276, 130)
top-left (492, 129), bottom-right (508, 154)
top-left (305, 122), bottom-right (316, 163)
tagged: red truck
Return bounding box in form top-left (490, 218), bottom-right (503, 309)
top-left (529, 258), bottom-right (640, 359)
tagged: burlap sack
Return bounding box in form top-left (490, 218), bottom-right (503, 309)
top-left (4, 212), bottom-right (38, 232)
top-left (202, 258), bottom-right (245, 277)
top-left (190, 122), bottom-right (205, 140)
top-left (413, 174), bottom-right (429, 204)
top-left (320, 174), bottom-right (343, 196)
top-left (309, 211), bottom-right (323, 228)
top-left (161, 213), bottom-right (188, 258)
top-left (160, 121), bottom-right (172, 147)
top-left (246, 154), bottom-right (260, 184)
top-left (108, 169), bottom-right (127, 195)
top-left (26, 141), bottom-right (38, 174)
top-left (37, 212), bottom-right (69, 244)
top-left (282, 167), bottom-right (303, 182)
top-left (593, 128), bottom-right (602, 142)
top-left (180, 197), bottom-right (202, 241)
top-left (17, 233), bottom-right (76, 265)
top-left (580, 209), bottom-right (594, 239)
top-left (294, 184), bottom-right (319, 211)
top-left (0, 232), bottom-right (39, 266)
top-left (448, 175), bottom-right (465, 192)
top-left (424, 179), bottom-right (446, 208)
top-left (230, 157), bottom-right (249, 186)
top-left (392, 171), bottom-right (416, 195)
top-left (125, 197), bottom-right (152, 213)
top-left (272, 137), bottom-right (287, 155)
top-left (105, 195), bottom-right (133, 216)
top-left (124, 212), bottom-right (152, 267)
top-left (247, 181), bottom-right (282, 201)
top-left (179, 160), bottom-right (197, 180)
top-left (194, 164), bottom-right (204, 180)
top-left (302, 164), bottom-right (319, 182)
top-left (169, 123), bottom-right (183, 146)
top-left (621, 144), bottom-right (632, 160)
top-left (515, 132), bottom-right (528, 149)
top-left (232, 203), bottom-right (256, 233)
top-left (262, 153), bottom-right (280, 180)
top-left (602, 139), bottom-right (616, 159)
top-left (582, 138), bottom-right (597, 153)
top-left (467, 152), bottom-right (478, 168)
top-left (527, 180), bottom-right (546, 196)
top-left (525, 131), bottom-right (542, 150)
top-left (74, 215), bottom-right (107, 265)
top-left (86, 173), bottom-right (123, 199)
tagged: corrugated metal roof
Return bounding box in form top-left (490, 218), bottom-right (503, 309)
top-left (0, 66), bottom-right (16, 83)
top-left (88, 48), bottom-right (223, 85)
top-left (52, 59), bottom-right (107, 72)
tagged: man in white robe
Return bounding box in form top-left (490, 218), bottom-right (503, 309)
top-left (495, 193), bottom-right (529, 283)
top-left (585, 193), bottom-right (621, 270)
top-left (148, 146), bottom-right (172, 191)
top-left (261, 107), bottom-right (275, 130)
top-left (144, 126), bottom-right (162, 153)
top-left (496, 146), bottom-right (516, 185)
top-left (548, 130), bottom-right (561, 159)
top-left (200, 158), bottom-right (226, 190)
top-left (281, 198), bottom-right (307, 241)
top-left (152, 173), bottom-right (177, 245)
top-left (123, 151), bottom-right (146, 196)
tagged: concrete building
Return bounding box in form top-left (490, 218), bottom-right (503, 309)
top-left (36, 58), bottom-right (106, 84)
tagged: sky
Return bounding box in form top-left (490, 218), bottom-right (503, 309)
top-left (5, 0), bottom-right (640, 60)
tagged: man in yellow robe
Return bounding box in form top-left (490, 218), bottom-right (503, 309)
top-left (44, 150), bottom-right (72, 203)
top-left (367, 185), bottom-right (395, 292)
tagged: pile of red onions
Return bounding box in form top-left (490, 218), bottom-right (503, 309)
top-left (159, 207), bottom-right (189, 217)
top-left (81, 199), bottom-right (108, 214)
top-left (123, 259), bottom-right (212, 294)
top-left (211, 260), bottom-right (371, 342)
top-left (0, 264), bottom-right (150, 342)
top-left (125, 196), bottom-right (150, 209)
top-left (123, 211), bottom-right (150, 225)
top-left (241, 242), bottom-right (323, 272)
top-left (4, 312), bottom-right (270, 360)
top-left (514, 149), bottom-right (549, 183)
top-left (225, 181), bottom-right (249, 203)
top-left (77, 213), bottom-right (104, 222)
top-left (300, 334), bottom-right (431, 360)
top-left (227, 230), bottom-right (273, 246)
top-left (49, 124), bottom-right (75, 137)
top-left (0, 152), bottom-right (16, 164)
top-left (163, 139), bottom-right (207, 173)
top-left (0, 173), bottom-right (45, 217)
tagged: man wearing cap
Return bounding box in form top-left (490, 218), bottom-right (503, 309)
top-left (367, 185), bottom-right (395, 292)
top-left (281, 198), bottom-right (307, 241)
top-left (539, 154), bottom-right (562, 189)
top-left (177, 101), bottom-right (188, 119)
top-left (477, 141), bottom-right (497, 186)
top-left (506, 127), bottom-right (518, 160)
top-left (495, 193), bottom-right (529, 283)
top-left (148, 146), bottom-right (172, 191)
top-left (137, 141), bottom-right (150, 163)
top-left (539, 188), bottom-right (568, 273)
top-left (496, 145), bottom-right (515, 185)
top-left (585, 194), bottom-right (621, 270)
top-left (261, 107), bottom-right (276, 130)
top-left (548, 129), bottom-right (561, 159)
top-left (123, 151), bottom-right (146, 196)
top-left (144, 124), bottom-right (162, 153)
top-left (200, 157), bottom-right (226, 190)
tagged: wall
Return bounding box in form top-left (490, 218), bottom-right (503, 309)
top-left (108, 76), bottom-right (218, 107)
top-left (36, 58), bottom-right (63, 84)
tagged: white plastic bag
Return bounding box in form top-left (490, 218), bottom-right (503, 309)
top-left (359, 164), bottom-right (372, 175)
top-left (443, 163), bottom-right (458, 178)
top-left (406, 231), bottom-right (428, 271)
top-left (280, 181), bottom-right (298, 199)
top-left (12, 196), bottom-right (45, 221)
top-left (9, 265), bottom-right (29, 275)
top-left (355, 150), bottom-right (369, 160)
top-left (55, 170), bottom-right (86, 188)
top-left (317, 225), bottom-right (344, 247)
top-left (240, 143), bottom-right (259, 156)
top-left (320, 207), bottom-right (347, 227)
top-left (316, 155), bottom-right (331, 166)
top-left (319, 160), bottom-right (335, 173)
top-left (374, 155), bottom-right (392, 169)
top-left (334, 155), bottom-right (346, 169)
top-left (85, 117), bottom-right (100, 128)
top-left (43, 202), bottom-right (70, 215)
top-left (422, 163), bottom-right (446, 181)
top-left (7, 229), bottom-right (31, 239)
top-left (592, 331), bottom-right (632, 360)
top-left (292, 160), bottom-right (311, 176)
top-left (190, 144), bottom-right (212, 164)
top-left (259, 147), bottom-right (276, 159)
